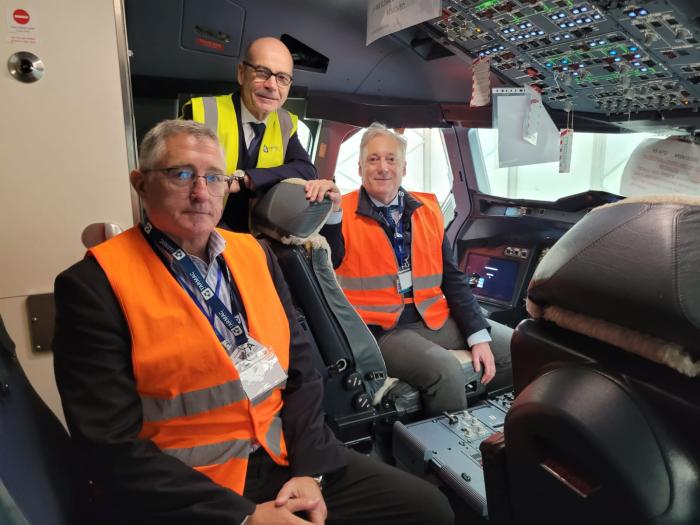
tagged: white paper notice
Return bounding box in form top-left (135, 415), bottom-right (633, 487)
top-left (470, 57), bottom-right (491, 107)
top-left (6, 6), bottom-right (38, 45)
top-left (559, 129), bottom-right (573, 173)
top-left (493, 88), bottom-right (559, 168)
top-left (522, 86), bottom-right (543, 146)
top-left (366, 0), bottom-right (441, 45)
top-left (620, 137), bottom-right (700, 197)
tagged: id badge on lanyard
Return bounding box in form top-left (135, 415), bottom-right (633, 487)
top-left (397, 263), bottom-right (412, 294)
top-left (231, 336), bottom-right (287, 402)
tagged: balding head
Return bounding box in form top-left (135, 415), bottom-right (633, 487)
top-left (237, 37), bottom-right (294, 121)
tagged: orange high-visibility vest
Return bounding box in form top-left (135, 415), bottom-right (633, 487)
top-left (335, 190), bottom-right (450, 330)
top-left (90, 227), bottom-right (290, 495)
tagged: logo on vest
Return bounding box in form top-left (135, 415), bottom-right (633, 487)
top-left (173, 249), bottom-right (186, 260)
top-left (202, 287), bottom-right (214, 300)
top-left (143, 222), bottom-right (153, 234)
top-left (263, 145), bottom-right (269, 153)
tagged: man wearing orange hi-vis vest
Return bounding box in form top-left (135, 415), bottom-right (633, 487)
top-left (53, 120), bottom-right (453, 525)
top-left (306, 123), bottom-right (512, 416)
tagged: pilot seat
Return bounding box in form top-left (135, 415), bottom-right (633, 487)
top-left (481, 195), bottom-right (700, 525)
top-left (250, 179), bottom-right (487, 444)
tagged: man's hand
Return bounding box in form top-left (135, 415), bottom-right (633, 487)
top-left (274, 476), bottom-right (327, 525)
top-left (471, 342), bottom-right (496, 384)
top-left (229, 170), bottom-right (254, 193)
top-left (304, 180), bottom-right (341, 212)
top-left (247, 499), bottom-right (316, 525)
top-left (229, 178), bottom-right (243, 194)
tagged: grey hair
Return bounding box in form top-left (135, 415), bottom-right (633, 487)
top-left (138, 119), bottom-right (220, 171)
top-left (359, 122), bottom-right (407, 168)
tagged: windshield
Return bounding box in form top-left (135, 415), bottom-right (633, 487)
top-left (470, 128), bottom-right (698, 201)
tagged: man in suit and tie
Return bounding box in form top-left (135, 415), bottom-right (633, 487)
top-left (182, 37), bottom-right (317, 232)
top-left (305, 123), bottom-right (512, 416)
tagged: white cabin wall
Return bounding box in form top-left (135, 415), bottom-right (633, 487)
top-left (1, 0), bottom-right (135, 423)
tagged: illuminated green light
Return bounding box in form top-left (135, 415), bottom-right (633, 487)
top-left (574, 68), bottom-right (658, 84)
top-left (474, 0), bottom-right (501, 11)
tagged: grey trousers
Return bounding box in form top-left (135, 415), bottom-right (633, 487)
top-left (377, 316), bottom-right (513, 416)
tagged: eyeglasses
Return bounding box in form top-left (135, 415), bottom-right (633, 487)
top-left (242, 61), bottom-right (293, 87)
top-left (143, 166), bottom-right (233, 197)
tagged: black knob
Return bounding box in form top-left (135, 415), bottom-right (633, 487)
top-left (344, 371), bottom-right (363, 391)
top-left (353, 392), bottom-right (372, 410)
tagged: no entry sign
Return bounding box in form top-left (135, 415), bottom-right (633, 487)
top-left (12, 9), bottom-right (30, 25)
top-left (7, 7), bottom-right (38, 44)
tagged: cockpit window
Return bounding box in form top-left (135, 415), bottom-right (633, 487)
top-left (335, 127), bottom-right (456, 221)
top-left (296, 120), bottom-right (312, 153)
top-left (471, 128), bottom-right (676, 201)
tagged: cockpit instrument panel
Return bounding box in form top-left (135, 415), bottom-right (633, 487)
top-left (427, 0), bottom-right (700, 116)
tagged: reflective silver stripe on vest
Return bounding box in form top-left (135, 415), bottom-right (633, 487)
top-left (266, 415), bottom-right (283, 457)
top-left (163, 438), bottom-right (251, 467)
top-left (202, 97), bottom-right (219, 132)
top-left (141, 379), bottom-right (247, 423)
top-left (277, 109), bottom-right (293, 159)
top-left (353, 303), bottom-right (403, 314)
top-left (336, 274), bottom-right (396, 291)
top-left (413, 273), bottom-right (442, 290)
top-left (415, 293), bottom-right (444, 315)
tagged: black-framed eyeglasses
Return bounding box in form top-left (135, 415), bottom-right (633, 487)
top-left (242, 60), bottom-right (293, 87)
top-left (143, 166), bottom-right (233, 197)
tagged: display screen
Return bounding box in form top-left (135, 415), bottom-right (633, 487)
top-left (464, 253), bottom-right (520, 304)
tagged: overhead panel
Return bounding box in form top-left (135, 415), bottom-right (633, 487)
top-left (424, 0), bottom-right (700, 116)
top-left (181, 0), bottom-right (244, 57)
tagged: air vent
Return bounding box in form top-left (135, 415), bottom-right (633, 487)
top-left (281, 34), bottom-right (329, 74)
top-left (392, 27), bottom-right (455, 61)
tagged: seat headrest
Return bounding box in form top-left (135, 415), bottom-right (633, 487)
top-left (527, 196), bottom-right (700, 363)
top-left (251, 179), bottom-right (332, 242)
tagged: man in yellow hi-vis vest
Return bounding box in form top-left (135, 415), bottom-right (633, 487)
top-left (182, 37), bottom-right (317, 232)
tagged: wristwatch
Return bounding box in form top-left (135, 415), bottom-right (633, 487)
top-left (232, 169), bottom-right (246, 182)
top-left (311, 474), bottom-right (324, 491)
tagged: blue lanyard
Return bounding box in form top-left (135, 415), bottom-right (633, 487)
top-left (141, 222), bottom-right (249, 352)
top-left (380, 191), bottom-right (409, 268)
top-left (174, 266), bottom-right (223, 328)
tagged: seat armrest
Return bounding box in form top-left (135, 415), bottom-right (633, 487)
top-left (481, 431), bottom-right (513, 525)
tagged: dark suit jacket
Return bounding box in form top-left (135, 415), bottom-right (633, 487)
top-left (320, 187), bottom-right (490, 340)
top-left (53, 237), bottom-right (343, 525)
top-left (183, 93), bottom-right (317, 232)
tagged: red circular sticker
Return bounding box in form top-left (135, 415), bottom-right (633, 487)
top-left (12, 9), bottom-right (30, 25)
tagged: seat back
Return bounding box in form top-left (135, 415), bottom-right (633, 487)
top-left (252, 180), bottom-right (430, 440)
top-left (499, 196), bottom-right (700, 524)
top-left (0, 316), bottom-right (86, 525)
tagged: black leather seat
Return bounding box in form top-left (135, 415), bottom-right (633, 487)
top-left (482, 196), bottom-right (700, 525)
top-left (0, 315), bottom-right (87, 525)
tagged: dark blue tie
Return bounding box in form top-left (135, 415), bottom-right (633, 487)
top-left (245, 122), bottom-right (266, 169)
top-left (382, 205), bottom-right (401, 227)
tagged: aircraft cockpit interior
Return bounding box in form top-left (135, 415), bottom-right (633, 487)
top-left (2, 0), bottom-right (700, 523)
